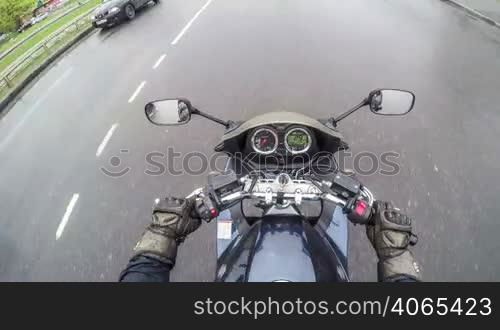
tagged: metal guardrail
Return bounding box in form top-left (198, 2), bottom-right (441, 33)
top-left (0, 8), bottom-right (95, 93)
top-left (442, 0), bottom-right (500, 28)
top-left (0, 0), bottom-right (91, 62)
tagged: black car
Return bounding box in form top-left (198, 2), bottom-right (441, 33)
top-left (91, 0), bottom-right (159, 28)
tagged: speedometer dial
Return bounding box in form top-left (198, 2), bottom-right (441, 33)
top-left (285, 127), bottom-right (312, 154)
top-left (251, 128), bottom-right (278, 155)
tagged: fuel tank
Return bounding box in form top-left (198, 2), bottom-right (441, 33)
top-left (216, 215), bottom-right (349, 282)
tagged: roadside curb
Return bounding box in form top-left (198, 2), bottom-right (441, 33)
top-left (442, 0), bottom-right (500, 29)
top-left (0, 26), bottom-right (96, 115)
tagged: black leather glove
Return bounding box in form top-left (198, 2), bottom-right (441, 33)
top-left (132, 196), bottom-right (201, 266)
top-left (366, 201), bottom-right (422, 281)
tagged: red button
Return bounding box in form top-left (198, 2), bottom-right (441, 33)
top-left (210, 208), bottom-right (219, 218)
top-left (354, 200), bottom-right (368, 216)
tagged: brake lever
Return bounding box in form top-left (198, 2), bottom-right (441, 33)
top-left (186, 187), bottom-right (203, 199)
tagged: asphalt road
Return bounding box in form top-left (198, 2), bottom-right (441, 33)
top-left (1, 0), bottom-right (500, 281)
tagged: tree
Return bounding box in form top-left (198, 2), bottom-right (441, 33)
top-left (0, 0), bottom-right (35, 33)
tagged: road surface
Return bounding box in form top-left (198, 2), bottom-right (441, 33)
top-left (1, 0), bottom-right (500, 281)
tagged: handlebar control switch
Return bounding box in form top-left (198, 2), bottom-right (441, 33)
top-left (195, 196), bottom-right (219, 222)
top-left (345, 199), bottom-right (372, 225)
top-left (207, 171), bottom-right (241, 204)
top-left (330, 173), bottom-right (361, 198)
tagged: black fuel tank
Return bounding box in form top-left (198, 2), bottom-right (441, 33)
top-left (216, 216), bottom-right (348, 282)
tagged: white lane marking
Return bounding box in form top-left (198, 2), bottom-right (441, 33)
top-left (56, 193), bottom-right (80, 240)
top-left (0, 67), bottom-right (73, 151)
top-left (96, 123), bottom-right (119, 157)
top-left (171, 0), bottom-right (213, 45)
top-left (128, 81), bottom-right (146, 103)
top-left (152, 54), bottom-right (166, 70)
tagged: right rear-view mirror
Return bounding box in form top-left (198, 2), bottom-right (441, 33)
top-left (368, 89), bottom-right (415, 116)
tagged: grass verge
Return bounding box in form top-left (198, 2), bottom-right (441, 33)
top-left (0, 0), bottom-right (100, 73)
top-left (0, 19), bottom-right (94, 104)
top-left (0, 0), bottom-right (81, 55)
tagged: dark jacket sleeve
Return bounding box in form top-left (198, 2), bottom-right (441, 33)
top-left (119, 255), bottom-right (172, 282)
top-left (383, 275), bottom-right (419, 282)
top-left (119, 256), bottom-right (418, 283)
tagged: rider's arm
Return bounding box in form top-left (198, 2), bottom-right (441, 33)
top-left (387, 276), bottom-right (418, 282)
top-left (366, 201), bottom-right (422, 282)
top-left (119, 197), bottom-right (201, 283)
top-left (119, 255), bottom-right (172, 282)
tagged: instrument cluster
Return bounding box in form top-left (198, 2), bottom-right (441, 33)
top-left (247, 125), bottom-right (315, 157)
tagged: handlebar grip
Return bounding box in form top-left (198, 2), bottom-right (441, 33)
top-left (190, 203), bottom-right (201, 219)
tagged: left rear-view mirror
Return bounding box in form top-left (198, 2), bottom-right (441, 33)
top-left (145, 98), bottom-right (193, 126)
top-left (368, 89), bottom-right (415, 116)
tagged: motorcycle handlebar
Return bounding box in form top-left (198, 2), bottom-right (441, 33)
top-left (190, 175), bottom-right (375, 224)
top-left (219, 190), bottom-right (347, 206)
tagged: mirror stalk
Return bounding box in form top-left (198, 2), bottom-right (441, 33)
top-left (330, 98), bottom-right (369, 127)
top-left (192, 108), bottom-right (231, 128)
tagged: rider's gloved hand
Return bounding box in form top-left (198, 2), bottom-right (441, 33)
top-left (132, 196), bottom-right (201, 266)
top-left (366, 201), bottom-right (422, 282)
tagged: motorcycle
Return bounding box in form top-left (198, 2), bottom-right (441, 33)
top-left (144, 89), bottom-right (415, 282)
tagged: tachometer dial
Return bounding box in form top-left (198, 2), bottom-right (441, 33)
top-left (251, 128), bottom-right (278, 155)
top-left (285, 127), bottom-right (312, 154)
